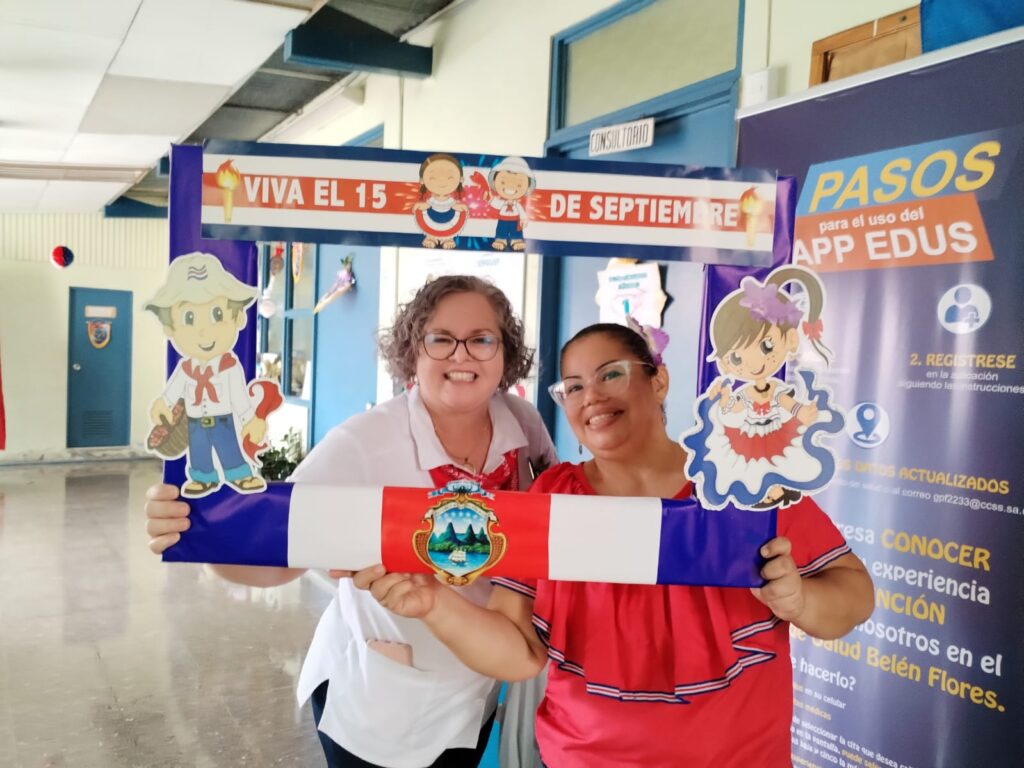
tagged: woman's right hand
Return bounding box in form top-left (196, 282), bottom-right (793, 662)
top-left (353, 565), bottom-right (443, 620)
top-left (144, 483), bottom-right (191, 554)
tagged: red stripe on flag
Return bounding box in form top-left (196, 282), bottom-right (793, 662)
top-left (380, 487), bottom-right (550, 579)
top-left (489, 490), bottom-right (550, 579)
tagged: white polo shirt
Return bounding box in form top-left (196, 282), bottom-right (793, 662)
top-left (292, 386), bottom-right (556, 768)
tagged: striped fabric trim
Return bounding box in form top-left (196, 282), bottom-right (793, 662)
top-left (491, 577), bottom-right (537, 599)
top-left (797, 544), bottom-right (851, 576)
top-left (530, 612), bottom-right (781, 705)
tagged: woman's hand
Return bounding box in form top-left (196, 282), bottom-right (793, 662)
top-left (750, 536), bottom-right (805, 622)
top-left (412, 201), bottom-right (429, 212)
top-left (353, 565), bottom-right (442, 619)
top-left (144, 483), bottom-right (190, 553)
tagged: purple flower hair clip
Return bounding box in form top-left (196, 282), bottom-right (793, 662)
top-left (738, 278), bottom-right (803, 326)
top-left (625, 315), bottom-right (670, 366)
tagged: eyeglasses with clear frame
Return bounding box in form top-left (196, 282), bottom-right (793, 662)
top-left (421, 332), bottom-right (502, 362)
top-left (548, 359), bottom-right (656, 407)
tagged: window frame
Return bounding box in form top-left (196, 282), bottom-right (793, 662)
top-left (547, 0), bottom-right (745, 148)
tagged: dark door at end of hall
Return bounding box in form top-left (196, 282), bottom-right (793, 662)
top-left (67, 287), bottom-right (132, 447)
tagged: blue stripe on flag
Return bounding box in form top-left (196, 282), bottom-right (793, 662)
top-left (163, 482), bottom-right (293, 567)
top-left (655, 500), bottom-right (776, 587)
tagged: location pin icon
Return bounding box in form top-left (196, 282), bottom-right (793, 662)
top-left (856, 404), bottom-right (878, 438)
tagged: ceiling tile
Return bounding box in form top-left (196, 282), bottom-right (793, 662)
top-left (36, 180), bottom-right (129, 212)
top-left (0, 97), bottom-right (90, 133)
top-left (0, 0), bottom-right (141, 40)
top-left (0, 128), bottom-right (74, 162)
top-left (0, 179), bottom-right (47, 211)
top-left (62, 133), bottom-right (176, 166)
top-left (79, 75), bottom-right (231, 136)
top-left (0, 25), bottom-right (118, 111)
top-left (108, 0), bottom-right (309, 86)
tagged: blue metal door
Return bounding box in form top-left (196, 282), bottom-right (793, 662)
top-left (67, 287), bottom-right (132, 447)
top-left (543, 98), bottom-right (739, 459)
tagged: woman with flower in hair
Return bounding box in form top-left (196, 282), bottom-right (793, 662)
top-left (355, 321), bottom-right (873, 768)
top-left (683, 265), bottom-right (843, 510)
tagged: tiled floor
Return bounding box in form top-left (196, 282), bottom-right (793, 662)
top-left (0, 461), bottom-right (331, 767)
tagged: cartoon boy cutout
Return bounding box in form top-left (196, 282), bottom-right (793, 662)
top-left (145, 253), bottom-right (277, 498)
top-left (486, 156), bottom-right (534, 251)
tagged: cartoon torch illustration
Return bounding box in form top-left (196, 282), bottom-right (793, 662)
top-left (216, 160), bottom-right (242, 223)
top-left (739, 186), bottom-right (766, 247)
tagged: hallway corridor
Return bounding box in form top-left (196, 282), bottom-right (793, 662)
top-left (0, 460), bottom-right (329, 767)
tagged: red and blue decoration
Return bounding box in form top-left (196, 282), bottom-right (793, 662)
top-left (51, 245), bottom-right (75, 269)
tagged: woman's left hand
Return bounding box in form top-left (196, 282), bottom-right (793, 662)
top-left (353, 565), bottom-right (442, 619)
top-left (750, 537), bottom-right (805, 622)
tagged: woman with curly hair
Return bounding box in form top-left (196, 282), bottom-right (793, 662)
top-left (145, 275), bottom-right (556, 768)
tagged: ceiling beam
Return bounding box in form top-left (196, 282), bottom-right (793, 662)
top-left (284, 5), bottom-right (432, 77)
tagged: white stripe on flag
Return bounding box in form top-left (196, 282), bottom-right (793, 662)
top-left (287, 485), bottom-right (383, 569)
top-left (547, 494), bottom-right (662, 584)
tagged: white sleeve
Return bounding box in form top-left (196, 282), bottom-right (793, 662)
top-left (162, 362), bottom-right (187, 407)
top-left (288, 424), bottom-right (372, 486)
top-left (489, 196), bottom-right (503, 211)
top-left (516, 202), bottom-right (528, 220)
top-left (225, 364), bottom-right (256, 424)
top-left (776, 385), bottom-right (797, 423)
top-left (719, 393), bottom-right (747, 428)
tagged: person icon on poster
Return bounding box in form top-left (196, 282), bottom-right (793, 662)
top-left (144, 253), bottom-right (281, 499)
top-left (485, 156), bottom-right (535, 251)
top-left (682, 265), bottom-right (844, 510)
top-left (412, 153), bottom-right (469, 249)
top-left (943, 286), bottom-right (981, 329)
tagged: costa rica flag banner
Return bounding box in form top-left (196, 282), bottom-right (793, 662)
top-left (163, 479), bottom-right (777, 588)
top-left (200, 140), bottom-right (779, 266)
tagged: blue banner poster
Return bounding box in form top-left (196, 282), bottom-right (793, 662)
top-left (738, 33), bottom-right (1024, 768)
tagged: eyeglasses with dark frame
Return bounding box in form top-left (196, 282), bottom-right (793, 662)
top-left (548, 359), bottom-right (656, 407)
top-left (421, 332), bottom-right (502, 362)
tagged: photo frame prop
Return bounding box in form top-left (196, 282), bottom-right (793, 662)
top-left (159, 142), bottom-right (813, 588)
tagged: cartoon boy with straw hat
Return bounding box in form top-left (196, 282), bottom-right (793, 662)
top-left (145, 253), bottom-right (279, 498)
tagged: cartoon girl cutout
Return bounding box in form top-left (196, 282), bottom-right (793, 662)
top-left (682, 265), bottom-right (844, 510)
top-left (412, 153), bottom-right (469, 249)
top-left (485, 156), bottom-right (535, 251)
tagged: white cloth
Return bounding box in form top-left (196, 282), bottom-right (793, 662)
top-left (162, 354), bottom-right (255, 423)
top-left (292, 386), bottom-right (556, 768)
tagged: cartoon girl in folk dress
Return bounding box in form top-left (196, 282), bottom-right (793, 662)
top-left (412, 153), bottom-right (469, 249)
top-left (682, 265), bottom-right (844, 510)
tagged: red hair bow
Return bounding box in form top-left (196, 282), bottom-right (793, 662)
top-left (802, 319), bottom-right (824, 341)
